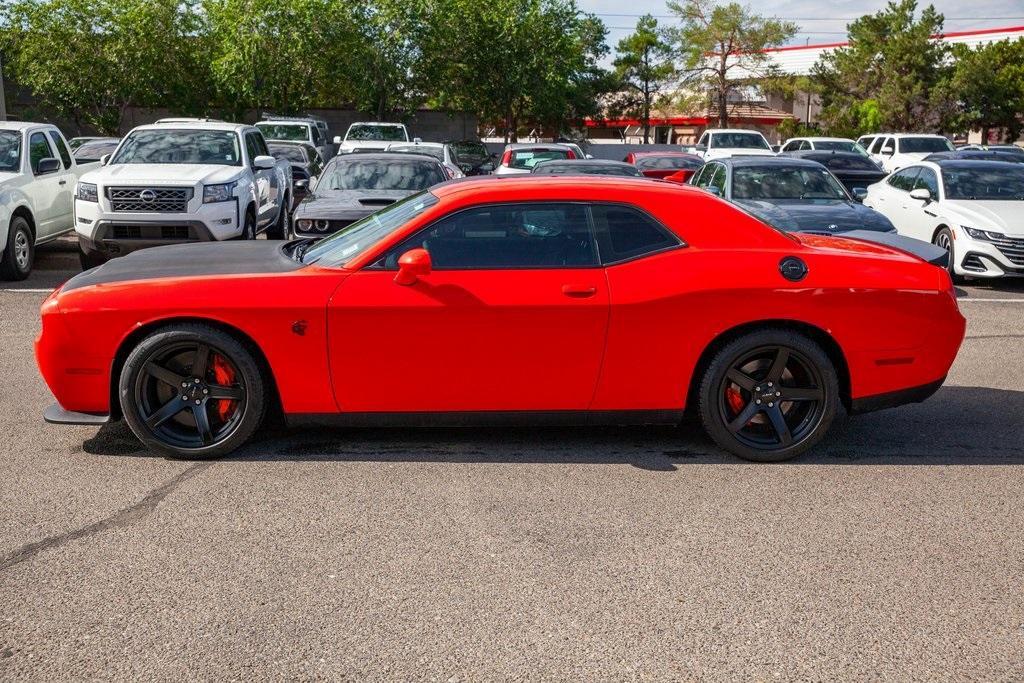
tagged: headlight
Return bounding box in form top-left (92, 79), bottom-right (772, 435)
top-left (203, 181), bottom-right (237, 203)
top-left (296, 219), bottom-right (330, 232)
top-left (963, 226), bottom-right (1004, 241)
top-left (76, 182), bottom-right (98, 202)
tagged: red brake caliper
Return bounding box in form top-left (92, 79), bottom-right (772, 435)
top-left (725, 386), bottom-right (745, 414)
top-left (211, 354), bottom-right (236, 422)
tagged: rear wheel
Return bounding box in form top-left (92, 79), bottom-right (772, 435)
top-left (933, 227), bottom-right (963, 284)
top-left (1, 217), bottom-right (33, 281)
top-left (119, 325), bottom-right (266, 459)
top-left (265, 196), bottom-right (290, 240)
top-left (698, 329), bottom-right (839, 462)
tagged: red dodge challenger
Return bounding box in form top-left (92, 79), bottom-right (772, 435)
top-left (37, 177), bottom-right (965, 462)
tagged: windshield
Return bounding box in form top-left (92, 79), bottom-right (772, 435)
top-left (320, 159), bottom-right (445, 191)
top-left (389, 145), bottom-right (444, 162)
top-left (899, 137), bottom-right (954, 154)
top-left (809, 154), bottom-right (881, 171)
top-left (635, 155), bottom-right (702, 170)
top-left (74, 140), bottom-right (120, 163)
top-left (942, 165), bottom-right (1024, 200)
top-left (0, 131), bottom-right (22, 172)
top-left (711, 133), bottom-right (770, 150)
top-left (452, 142), bottom-right (489, 164)
top-left (111, 129), bottom-right (241, 165)
top-left (268, 144), bottom-right (307, 162)
top-left (813, 140), bottom-right (864, 153)
top-left (256, 123), bottom-right (310, 142)
top-left (508, 148), bottom-right (570, 169)
top-left (346, 124), bottom-right (407, 142)
top-left (302, 191), bottom-right (438, 267)
top-left (732, 166), bottom-right (848, 200)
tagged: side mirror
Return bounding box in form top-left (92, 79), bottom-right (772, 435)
top-left (36, 157), bottom-right (60, 174)
top-left (253, 155), bottom-right (276, 170)
top-left (881, 145), bottom-right (894, 155)
top-left (694, 144), bottom-right (707, 152)
top-left (706, 184), bottom-right (722, 197)
top-left (394, 248), bottom-right (431, 286)
top-left (333, 135), bottom-right (342, 145)
top-left (852, 187), bottom-right (868, 202)
top-left (294, 179), bottom-right (309, 189)
top-left (100, 154), bottom-right (111, 166)
top-left (585, 154), bottom-right (594, 159)
top-left (909, 187), bottom-right (931, 202)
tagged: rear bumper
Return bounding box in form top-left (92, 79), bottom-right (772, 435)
top-left (848, 377), bottom-right (945, 415)
top-left (44, 403), bottom-right (110, 425)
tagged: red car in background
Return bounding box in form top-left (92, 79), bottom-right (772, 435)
top-left (623, 151), bottom-right (704, 181)
top-left (37, 177), bottom-right (964, 462)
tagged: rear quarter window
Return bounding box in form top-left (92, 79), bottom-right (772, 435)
top-left (591, 204), bottom-right (680, 263)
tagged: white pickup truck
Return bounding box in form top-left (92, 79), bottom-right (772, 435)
top-left (0, 121), bottom-right (90, 280)
top-left (75, 121), bottom-right (292, 269)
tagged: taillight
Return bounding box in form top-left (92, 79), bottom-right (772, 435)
top-left (566, 150), bottom-right (576, 159)
top-left (500, 150), bottom-right (512, 166)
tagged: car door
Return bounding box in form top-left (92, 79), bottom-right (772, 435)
top-left (245, 131), bottom-right (275, 225)
top-left (327, 201), bottom-right (610, 413)
top-left (904, 166), bottom-right (941, 240)
top-left (873, 167), bottom-right (920, 234)
top-left (21, 131), bottom-right (64, 237)
top-left (45, 129), bottom-right (76, 233)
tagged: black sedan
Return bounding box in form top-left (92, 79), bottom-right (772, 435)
top-left (267, 141), bottom-right (326, 208)
top-left (531, 159), bottom-right (643, 177)
top-left (777, 149), bottom-right (886, 195)
top-left (690, 157), bottom-right (896, 235)
top-left (292, 153), bottom-right (448, 239)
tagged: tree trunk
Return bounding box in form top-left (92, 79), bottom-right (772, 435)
top-left (718, 88), bottom-right (728, 128)
top-left (642, 85), bottom-right (650, 144)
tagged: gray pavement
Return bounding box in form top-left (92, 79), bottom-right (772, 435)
top-left (1, 237), bottom-right (1023, 680)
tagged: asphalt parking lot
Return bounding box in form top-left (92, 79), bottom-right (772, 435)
top-left (2, 236), bottom-right (1023, 680)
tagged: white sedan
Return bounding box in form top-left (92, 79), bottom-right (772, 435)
top-left (862, 159), bottom-right (1024, 280)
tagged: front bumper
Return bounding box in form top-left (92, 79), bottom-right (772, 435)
top-left (955, 232), bottom-right (1024, 277)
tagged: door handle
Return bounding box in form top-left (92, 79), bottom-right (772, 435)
top-left (562, 284), bottom-right (597, 298)
top-left (58, 180), bottom-right (67, 185)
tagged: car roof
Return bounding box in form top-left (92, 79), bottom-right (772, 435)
top-left (0, 121), bottom-right (57, 131)
top-left (874, 133), bottom-right (950, 138)
top-left (929, 159), bottom-right (1024, 169)
top-left (134, 121), bottom-right (248, 132)
top-left (432, 175), bottom-right (700, 199)
top-left (789, 137), bottom-right (855, 143)
top-left (537, 159), bottom-right (635, 167)
top-left (630, 150), bottom-right (701, 158)
top-left (388, 141), bottom-right (444, 149)
top-left (710, 156), bottom-right (823, 168)
top-left (504, 143), bottom-right (573, 150)
top-left (782, 150), bottom-right (868, 159)
top-left (348, 121), bottom-right (406, 127)
top-left (331, 152), bottom-right (441, 163)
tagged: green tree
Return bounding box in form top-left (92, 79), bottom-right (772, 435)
top-left (609, 15), bottom-right (676, 144)
top-left (812, 0), bottom-right (951, 135)
top-left (665, 0), bottom-right (796, 128)
top-left (2, 0), bottom-right (206, 134)
top-left (427, 0), bottom-right (608, 142)
top-left (203, 0), bottom-right (358, 119)
top-left (942, 38), bottom-right (1024, 142)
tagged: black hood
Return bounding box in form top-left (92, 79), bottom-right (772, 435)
top-left (735, 198), bottom-right (896, 234)
top-left (63, 241), bottom-right (303, 292)
top-left (293, 189), bottom-right (414, 221)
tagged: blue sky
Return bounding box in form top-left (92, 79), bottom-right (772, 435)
top-left (578, 0), bottom-right (1024, 49)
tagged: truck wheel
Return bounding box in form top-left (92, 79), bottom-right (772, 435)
top-left (266, 196), bottom-right (290, 240)
top-left (235, 210), bottom-right (256, 241)
top-left (1, 216), bottom-right (34, 281)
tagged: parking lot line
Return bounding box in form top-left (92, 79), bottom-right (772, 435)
top-left (957, 298), bottom-right (1024, 303)
top-left (1, 288), bottom-right (54, 293)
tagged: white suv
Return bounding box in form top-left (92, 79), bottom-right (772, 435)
top-left (75, 121), bottom-right (292, 268)
top-left (866, 133), bottom-right (954, 173)
top-left (692, 129), bottom-right (776, 160)
top-left (256, 115), bottom-right (334, 162)
top-left (333, 122), bottom-right (409, 154)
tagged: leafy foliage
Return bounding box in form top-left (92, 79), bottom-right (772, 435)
top-left (941, 38), bottom-right (1024, 143)
top-left (606, 15), bottom-right (676, 143)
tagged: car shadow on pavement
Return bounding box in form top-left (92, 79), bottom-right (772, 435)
top-left (82, 386), bottom-right (1024, 468)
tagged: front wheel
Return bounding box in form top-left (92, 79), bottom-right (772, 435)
top-left (933, 227), bottom-right (963, 284)
top-left (698, 330), bottom-right (839, 462)
top-left (119, 324), bottom-right (266, 459)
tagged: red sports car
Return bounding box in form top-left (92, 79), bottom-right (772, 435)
top-left (37, 177), bottom-right (965, 462)
top-left (623, 151), bottom-right (704, 180)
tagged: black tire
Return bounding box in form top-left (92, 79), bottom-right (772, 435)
top-left (265, 196), bottom-right (290, 240)
top-left (933, 227), bottom-right (963, 284)
top-left (119, 324), bottom-right (266, 459)
top-left (1, 216), bottom-right (34, 281)
top-left (235, 210), bottom-right (256, 240)
top-left (698, 329), bottom-right (839, 462)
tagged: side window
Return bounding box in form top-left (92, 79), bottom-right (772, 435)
top-left (383, 202), bottom-right (597, 269)
top-left (591, 204), bottom-right (680, 263)
top-left (29, 132), bottom-right (54, 174)
top-left (255, 132), bottom-right (270, 157)
top-left (708, 164), bottom-right (727, 192)
top-left (914, 167), bottom-right (939, 196)
top-left (691, 165), bottom-right (709, 187)
top-left (781, 141), bottom-right (796, 152)
top-left (799, 140), bottom-right (812, 150)
top-left (48, 130), bottom-right (73, 169)
top-left (887, 167), bottom-right (920, 191)
top-left (869, 137), bottom-right (885, 154)
top-left (697, 133), bottom-right (708, 148)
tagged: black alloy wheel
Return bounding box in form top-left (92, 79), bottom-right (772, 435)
top-left (120, 325), bottom-right (266, 459)
top-left (699, 330), bottom-right (839, 462)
